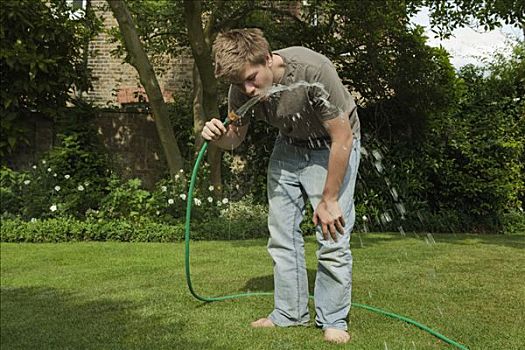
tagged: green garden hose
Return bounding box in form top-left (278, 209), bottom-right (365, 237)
top-left (184, 117), bottom-right (469, 350)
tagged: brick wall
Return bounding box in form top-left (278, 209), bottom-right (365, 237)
top-left (84, 0), bottom-right (193, 107)
top-left (95, 111), bottom-right (166, 188)
top-left (8, 111), bottom-right (167, 189)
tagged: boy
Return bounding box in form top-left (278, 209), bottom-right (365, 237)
top-left (201, 28), bottom-right (360, 344)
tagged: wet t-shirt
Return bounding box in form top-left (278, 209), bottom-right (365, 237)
top-left (228, 46), bottom-right (360, 146)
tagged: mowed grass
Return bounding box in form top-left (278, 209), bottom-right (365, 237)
top-left (1, 233), bottom-right (524, 350)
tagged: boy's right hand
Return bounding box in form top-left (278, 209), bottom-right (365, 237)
top-left (202, 118), bottom-right (227, 141)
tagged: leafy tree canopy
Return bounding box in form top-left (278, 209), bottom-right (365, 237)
top-left (0, 0), bottom-right (100, 155)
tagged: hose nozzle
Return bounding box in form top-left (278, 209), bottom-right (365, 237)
top-left (228, 110), bottom-right (240, 124)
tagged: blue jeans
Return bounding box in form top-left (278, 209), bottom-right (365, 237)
top-left (266, 135), bottom-right (360, 330)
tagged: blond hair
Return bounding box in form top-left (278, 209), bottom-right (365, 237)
top-left (212, 28), bottom-right (271, 83)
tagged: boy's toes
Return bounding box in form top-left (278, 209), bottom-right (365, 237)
top-left (324, 328), bottom-right (351, 344)
top-left (250, 318), bottom-right (275, 328)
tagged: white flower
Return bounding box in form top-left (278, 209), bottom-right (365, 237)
top-left (23, 180), bottom-right (31, 185)
top-left (235, 184), bottom-right (240, 190)
top-left (32, 165), bottom-right (37, 170)
top-left (53, 173), bottom-right (57, 177)
top-left (161, 186), bottom-right (167, 192)
top-left (194, 198), bottom-right (202, 206)
top-left (54, 185), bottom-right (61, 192)
top-left (208, 185), bottom-right (214, 191)
top-left (217, 201), bottom-right (222, 207)
top-left (207, 196), bottom-right (213, 203)
top-left (47, 168), bottom-right (52, 172)
top-left (168, 198), bottom-right (174, 205)
top-left (179, 169), bottom-right (184, 173)
top-left (30, 218), bottom-right (37, 223)
top-left (179, 194), bottom-right (186, 200)
top-left (77, 185), bottom-right (85, 191)
top-left (50, 204), bottom-right (57, 212)
top-left (64, 174), bottom-right (70, 179)
top-left (222, 198), bottom-right (229, 204)
top-left (156, 211), bottom-right (160, 215)
top-left (175, 174), bottom-right (180, 180)
top-left (362, 215), bottom-right (368, 221)
top-left (42, 160), bottom-right (46, 165)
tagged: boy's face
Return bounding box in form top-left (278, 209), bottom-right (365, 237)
top-left (235, 54), bottom-right (274, 97)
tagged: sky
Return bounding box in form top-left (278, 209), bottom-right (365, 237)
top-left (410, 7), bottom-right (524, 68)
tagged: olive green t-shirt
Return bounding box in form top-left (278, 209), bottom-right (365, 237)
top-left (228, 46), bottom-right (360, 145)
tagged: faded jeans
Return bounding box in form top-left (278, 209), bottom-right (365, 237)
top-left (266, 135), bottom-right (360, 330)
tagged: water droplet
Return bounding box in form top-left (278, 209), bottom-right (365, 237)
top-left (374, 161), bottom-right (384, 173)
top-left (389, 187), bottom-right (398, 201)
top-left (395, 203), bottom-right (406, 215)
top-left (380, 212), bottom-right (392, 224)
top-left (372, 149), bottom-right (382, 161)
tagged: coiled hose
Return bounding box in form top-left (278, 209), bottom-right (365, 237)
top-left (184, 118), bottom-right (468, 350)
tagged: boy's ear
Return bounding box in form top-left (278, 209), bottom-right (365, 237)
top-left (267, 53), bottom-right (273, 67)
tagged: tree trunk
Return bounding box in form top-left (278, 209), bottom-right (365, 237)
top-left (184, 0), bottom-right (223, 191)
top-left (107, 0), bottom-right (184, 177)
top-left (192, 63), bottom-right (204, 151)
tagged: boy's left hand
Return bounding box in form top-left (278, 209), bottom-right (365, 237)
top-left (313, 199), bottom-right (345, 241)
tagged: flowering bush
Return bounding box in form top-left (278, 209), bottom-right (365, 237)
top-left (1, 159), bottom-right (256, 228)
top-left (1, 160), bottom-right (272, 241)
top-left (3, 129), bottom-right (110, 220)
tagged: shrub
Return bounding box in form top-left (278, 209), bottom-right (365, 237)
top-left (0, 217), bottom-right (181, 243)
top-left (0, 213), bottom-right (270, 243)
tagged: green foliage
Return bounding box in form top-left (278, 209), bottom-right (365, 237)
top-left (0, 167), bottom-right (23, 216)
top-left (98, 176), bottom-right (152, 220)
top-left (0, 217), bottom-right (183, 242)
top-left (2, 1), bottom-right (522, 236)
top-left (1, 104), bottom-right (110, 220)
top-left (0, 0), bottom-right (101, 156)
top-left (0, 210), bottom-right (269, 242)
top-left (501, 210), bottom-right (525, 234)
top-left (422, 43), bottom-right (525, 231)
top-left (415, 0), bottom-right (525, 39)
top-left (206, 194), bottom-right (269, 239)
top-left (352, 42), bottom-right (524, 234)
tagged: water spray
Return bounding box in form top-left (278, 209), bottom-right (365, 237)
top-left (183, 90), bottom-right (469, 350)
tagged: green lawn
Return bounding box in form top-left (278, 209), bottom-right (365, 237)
top-left (1, 233), bottom-right (524, 349)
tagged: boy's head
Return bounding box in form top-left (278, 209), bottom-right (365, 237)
top-left (213, 28), bottom-right (274, 96)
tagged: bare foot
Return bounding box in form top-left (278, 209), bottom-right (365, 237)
top-left (324, 328), bottom-right (351, 344)
top-left (250, 318), bottom-right (275, 328)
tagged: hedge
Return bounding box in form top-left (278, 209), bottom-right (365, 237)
top-left (0, 217), bottom-right (269, 243)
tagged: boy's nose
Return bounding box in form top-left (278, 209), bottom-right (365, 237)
top-left (244, 83), bottom-right (256, 96)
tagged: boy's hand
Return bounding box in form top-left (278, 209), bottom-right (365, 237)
top-left (202, 118), bottom-right (227, 141)
top-left (313, 199), bottom-right (345, 241)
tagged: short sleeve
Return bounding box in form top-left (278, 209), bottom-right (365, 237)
top-left (308, 62), bottom-right (355, 121)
